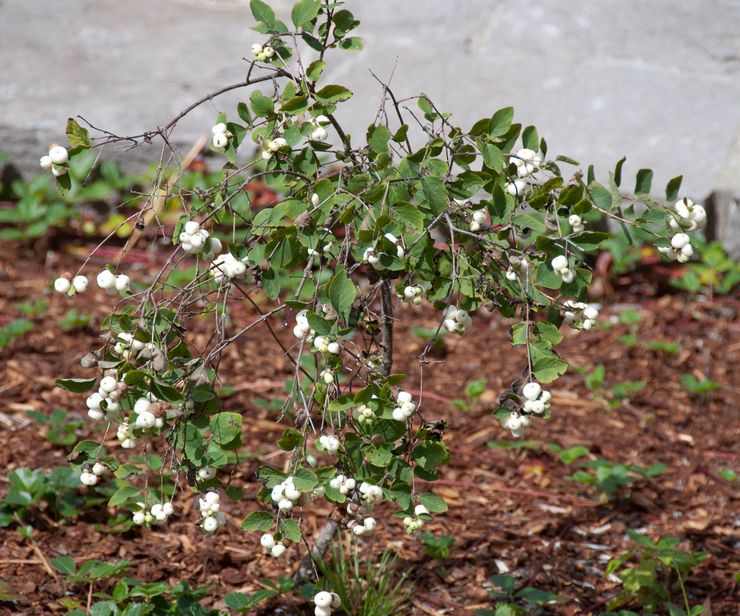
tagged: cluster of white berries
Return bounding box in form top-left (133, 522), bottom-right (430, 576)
top-left (658, 232), bottom-right (694, 263)
top-left (313, 591), bottom-right (341, 616)
top-left (309, 115), bottom-right (330, 141)
top-left (563, 301), bottom-right (599, 330)
top-left (270, 476), bottom-right (303, 512)
top-left (132, 395), bottom-right (165, 430)
top-left (211, 122), bottom-right (232, 149)
top-left (363, 233), bottom-right (405, 271)
top-left (469, 208), bottom-right (488, 232)
top-left (111, 332), bottom-right (144, 359)
top-left (210, 252), bottom-right (247, 282)
top-left (180, 220), bottom-right (221, 256)
top-left (198, 491), bottom-right (225, 533)
top-left (668, 198), bottom-right (706, 232)
top-left (40, 144), bottom-right (69, 177)
top-left (251, 42), bottom-right (275, 63)
top-left (86, 373), bottom-right (126, 421)
top-left (329, 474), bottom-right (356, 495)
top-left (346, 510), bottom-right (377, 537)
top-left (354, 403), bottom-right (376, 425)
top-left (80, 462), bottom-right (106, 486)
top-left (400, 285), bottom-right (423, 305)
top-left (96, 268), bottom-right (130, 295)
top-left (132, 501), bottom-right (174, 526)
top-left (568, 214), bottom-right (585, 233)
top-left (358, 481), bottom-right (383, 505)
top-left (54, 274), bottom-right (89, 296)
top-left (551, 255), bottom-right (576, 284)
top-left (511, 148), bottom-right (542, 178)
top-left (292, 310), bottom-right (315, 341)
top-left (403, 504), bottom-right (430, 534)
top-left (506, 178), bottom-right (528, 197)
top-left (319, 434), bottom-right (340, 454)
top-left (116, 420), bottom-right (136, 449)
top-left (261, 136), bottom-right (289, 160)
top-left (391, 390), bottom-right (416, 422)
top-left (505, 382), bottom-right (551, 437)
top-left (442, 305), bottom-right (473, 334)
top-left (312, 335), bottom-right (341, 355)
top-left (505, 255), bottom-right (530, 282)
top-left (259, 533), bottom-right (287, 558)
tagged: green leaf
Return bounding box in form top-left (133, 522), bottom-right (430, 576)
top-left (250, 0), bottom-right (275, 26)
top-left (250, 90), bottom-right (275, 117)
top-left (665, 175), bottom-right (683, 201)
top-left (291, 0), bottom-right (320, 29)
top-left (418, 492), bottom-right (447, 513)
top-left (108, 486), bottom-right (140, 507)
top-left (55, 377), bottom-right (97, 393)
top-left (280, 95), bottom-right (309, 114)
top-left (392, 202), bottom-right (425, 233)
top-left (368, 124), bottom-right (392, 154)
top-left (278, 427), bottom-right (303, 451)
top-left (280, 518), bottom-right (302, 542)
top-left (558, 445), bottom-right (590, 465)
top-left (51, 556), bottom-right (76, 576)
top-left (314, 85), bottom-right (353, 103)
top-left (241, 511), bottom-right (274, 531)
top-left (365, 443), bottom-right (393, 467)
top-left (237, 101), bottom-right (252, 124)
top-left (634, 168), bottom-right (653, 195)
top-left (66, 118), bottom-right (91, 151)
top-left (510, 322), bottom-right (528, 346)
top-left (328, 267), bottom-right (357, 319)
top-left (535, 321), bottom-right (563, 346)
top-left (420, 176), bottom-right (448, 214)
top-left (306, 60), bottom-right (326, 82)
top-left (521, 125), bottom-right (539, 150)
top-left (530, 343), bottom-right (568, 383)
top-left (489, 107), bottom-right (514, 137)
top-left (292, 469), bottom-right (318, 491)
top-left (412, 441), bottom-right (449, 471)
top-left (482, 143), bottom-right (504, 171)
top-left (210, 412), bottom-right (243, 446)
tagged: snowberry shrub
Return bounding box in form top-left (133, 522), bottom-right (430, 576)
top-left (51, 0), bottom-right (700, 571)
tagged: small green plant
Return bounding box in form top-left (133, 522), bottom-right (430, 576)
top-left (450, 378), bottom-right (488, 412)
top-left (645, 339), bottom-right (681, 356)
top-left (547, 443), bottom-right (590, 465)
top-left (51, 557), bottom-right (220, 615)
top-left (26, 409), bottom-right (83, 447)
top-left (570, 459), bottom-right (666, 497)
top-left (680, 374), bottom-right (720, 396)
top-left (310, 533), bottom-right (413, 616)
top-left (476, 574), bottom-right (568, 615)
top-left (57, 308), bottom-right (93, 332)
top-left (582, 364), bottom-right (645, 409)
top-left (0, 467), bottom-right (84, 528)
top-left (0, 152), bottom-right (140, 242)
top-left (671, 239), bottom-right (739, 296)
top-left (16, 299), bottom-right (49, 318)
top-left (0, 318), bottom-right (34, 350)
top-left (606, 531), bottom-right (706, 614)
top-left (419, 531), bottom-right (455, 560)
top-left (225, 577), bottom-right (294, 612)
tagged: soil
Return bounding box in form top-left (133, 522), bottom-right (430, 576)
top-left (0, 238), bottom-right (738, 616)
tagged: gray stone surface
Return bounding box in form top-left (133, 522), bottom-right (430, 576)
top-left (1, 0), bottom-right (739, 219)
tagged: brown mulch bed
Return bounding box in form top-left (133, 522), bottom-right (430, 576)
top-left (0, 240), bottom-right (738, 615)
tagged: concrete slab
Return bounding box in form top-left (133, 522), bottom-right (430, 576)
top-left (1, 0), bottom-right (738, 211)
